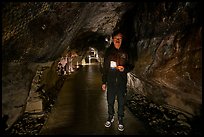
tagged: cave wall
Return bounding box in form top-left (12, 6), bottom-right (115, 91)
top-left (2, 2), bottom-right (134, 129)
top-left (2, 62), bottom-right (38, 128)
top-left (125, 2), bottom-right (202, 116)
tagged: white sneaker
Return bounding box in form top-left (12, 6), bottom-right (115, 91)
top-left (118, 124), bottom-right (124, 131)
top-left (105, 121), bottom-right (111, 127)
top-left (104, 116), bottom-right (114, 128)
top-left (118, 117), bottom-right (124, 131)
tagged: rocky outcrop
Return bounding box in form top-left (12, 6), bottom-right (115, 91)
top-left (125, 2), bottom-right (202, 116)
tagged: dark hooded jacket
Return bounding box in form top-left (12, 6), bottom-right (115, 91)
top-left (102, 44), bottom-right (133, 88)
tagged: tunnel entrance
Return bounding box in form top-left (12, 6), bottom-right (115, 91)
top-left (84, 47), bottom-right (100, 64)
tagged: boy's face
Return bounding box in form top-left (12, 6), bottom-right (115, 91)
top-left (113, 33), bottom-right (123, 49)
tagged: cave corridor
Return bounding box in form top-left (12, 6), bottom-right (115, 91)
top-left (2, 2), bottom-right (202, 135)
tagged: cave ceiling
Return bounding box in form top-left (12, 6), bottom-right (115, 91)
top-left (2, 2), bottom-right (135, 63)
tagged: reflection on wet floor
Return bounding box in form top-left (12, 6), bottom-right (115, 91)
top-left (39, 64), bottom-right (151, 135)
top-left (5, 63), bottom-right (199, 135)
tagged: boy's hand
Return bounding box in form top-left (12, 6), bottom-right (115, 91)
top-left (117, 66), bottom-right (124, 72)
top-left (102, 84), bottom-right (106, 91)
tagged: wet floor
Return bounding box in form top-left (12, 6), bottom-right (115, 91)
top-left (39, 63), bottom-right (152, 135)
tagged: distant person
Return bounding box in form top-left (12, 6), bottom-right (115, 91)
top-left (101, 30), bottom-right (133, 131)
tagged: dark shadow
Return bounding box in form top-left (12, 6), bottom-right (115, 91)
top-left (2, 115), bottom-right (9, 135)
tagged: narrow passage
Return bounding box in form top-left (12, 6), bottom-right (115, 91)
top-left (40, 64), bottom-right (149, 135)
